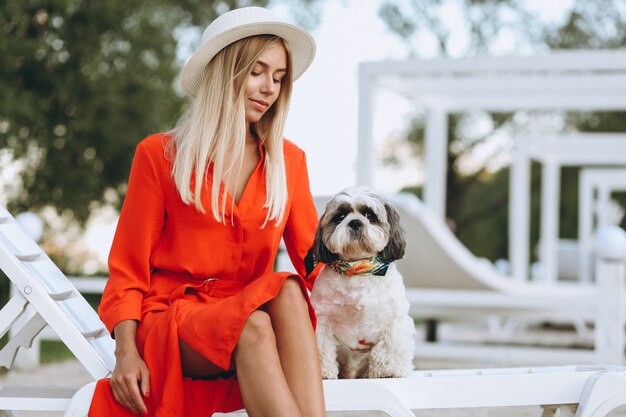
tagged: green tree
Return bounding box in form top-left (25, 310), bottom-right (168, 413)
top-left (1, 0), bottom-right (321, 225)
top-left (379, 0), bottom-right (626, 261)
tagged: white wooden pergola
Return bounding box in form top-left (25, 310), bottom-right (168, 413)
top-left (357, 49), bottom-right (626, 280)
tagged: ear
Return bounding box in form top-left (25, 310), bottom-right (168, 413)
top-left (312, 224), bottom-right (338, 264)
top-left (378, 201), bottom-right (406, 263)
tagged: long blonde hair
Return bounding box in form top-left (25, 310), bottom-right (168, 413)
top-left (168, 35), bottom-right (293, 226)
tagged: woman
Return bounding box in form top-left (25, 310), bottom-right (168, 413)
top-left (88, 7), bottom-right (325, 417)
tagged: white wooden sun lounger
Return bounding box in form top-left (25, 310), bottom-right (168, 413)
top-left (2, 204), bottom-right (626, 417)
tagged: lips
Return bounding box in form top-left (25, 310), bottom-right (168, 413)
top-left (250, 99), bottom-right (269, 110)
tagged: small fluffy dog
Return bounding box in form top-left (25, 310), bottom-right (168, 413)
top-left (310, 186), bottom-right (415, 379)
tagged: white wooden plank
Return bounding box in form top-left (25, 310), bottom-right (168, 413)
top-left (360, 49), bottom-right (626, 76)
top-left (91, 335), bottom-right (116, 372)
top-left (0, 313), bottom-right (46, 369)
top-left (0, 293), bottom-right (28, 340)
top-left (57, 297), bottom-right (106, 338)
top-left (0, 223), bottom-right (42, 261)
top-left (23, 258), bottom-right (74, 300)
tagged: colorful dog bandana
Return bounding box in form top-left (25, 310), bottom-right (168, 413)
top-left (326, 257), bottom-right (389, 276)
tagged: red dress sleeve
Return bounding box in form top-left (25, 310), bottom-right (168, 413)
top-left (99, 139), bottom-right (165, 335)
top-left (282, 152), bottom-right (322, 291)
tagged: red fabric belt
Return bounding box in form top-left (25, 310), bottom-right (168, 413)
top-left (153, 269), bottom-right (246, 300)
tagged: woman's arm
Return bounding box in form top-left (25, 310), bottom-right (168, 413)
top-left (282, 151), bottom-right (321, 288)
top-left (99, 138), bottom-right (165, 334)
top-left (110, 320), bottom-right (151, 415)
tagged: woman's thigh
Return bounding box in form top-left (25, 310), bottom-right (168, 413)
top-left (179, 309), bottom-right (274, 379)
top-left (179, 338), bottom-right (235, 379)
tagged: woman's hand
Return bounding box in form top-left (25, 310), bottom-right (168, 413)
top-left (111, 320), bottom-right (150, 414)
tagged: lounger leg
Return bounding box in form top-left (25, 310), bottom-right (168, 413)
top-left (541, 404), bottom-right (577, 417)
top-left (559, 405), bottom-right (577, 417)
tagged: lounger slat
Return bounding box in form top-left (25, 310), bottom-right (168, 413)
top-left (91, 335), bottom-right (116, 371)
top-left (57, 297), bottom-right (106, 338)
top-left (0, 223), bottom-right (42, 261)
top-left (23, 258), bottom-right (74, 300)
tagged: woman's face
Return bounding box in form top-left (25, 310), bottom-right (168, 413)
top-left (244, 43), bottom-right (287, 123)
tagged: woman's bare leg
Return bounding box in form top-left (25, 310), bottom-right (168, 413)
top-left (179, 310), bottom-right (302, 417)
top-left (179, 339), bottom-right (232, 378)
top-left (178, 282), bottom-right (324, 417)
top-left (180, 310), bottom-right (302, 417)
top-left (264, 278), bottom-right (326, 417)
top-left (234, 310), bottom-right (303, 417)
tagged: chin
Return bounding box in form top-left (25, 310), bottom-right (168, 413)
top-left (310, 186), bottom-right (415, 379)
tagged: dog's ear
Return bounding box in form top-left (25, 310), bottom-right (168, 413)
top-left (313, 223), bottom-right (338, 264)
top-left (379, 201), bottom-right (406, 263)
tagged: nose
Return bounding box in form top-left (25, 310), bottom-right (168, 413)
top-left (261, 75), bottom-right (277, 95)
top-left (348, 219), bottom-right (362, 230)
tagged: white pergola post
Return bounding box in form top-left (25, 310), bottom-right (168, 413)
top-left (509, 147), bottom-right (531, 282)
top-left (538, 159), bottom-right (561, 283)
top-left (578, 171), bottom-right (594, 283)
top-left (594, 226), bottom-right (626, 364)
top-left (356, 70), bottom-right (375, 187)
top-left (424, 107), bottom-right (449, 220)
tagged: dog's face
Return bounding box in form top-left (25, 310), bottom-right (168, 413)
top-left (313, 186), bottom-right (406, 263)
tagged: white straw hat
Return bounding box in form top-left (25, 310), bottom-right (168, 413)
top-left (180, 7), bottom-right (316, 97)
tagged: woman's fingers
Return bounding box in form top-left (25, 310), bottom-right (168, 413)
top-left (125, 373), bottom-right (148, 414)
top-left (140, 363), bottom-right (151, 399)
top-left (112, 376), bottom-right (137, 413)
top-left (112, 369), bottom-right (148, 414)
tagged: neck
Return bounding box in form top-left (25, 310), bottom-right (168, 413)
top-left (247, 125), bottom-right (257, 145)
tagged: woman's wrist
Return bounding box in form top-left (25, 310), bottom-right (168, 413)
top-left (113, 320), bottom-right (140, 357)
top-left (114, 344), bottom-right (140, 357)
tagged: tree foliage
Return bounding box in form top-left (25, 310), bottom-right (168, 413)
top-left (0, 0), bottom-right (289, 224)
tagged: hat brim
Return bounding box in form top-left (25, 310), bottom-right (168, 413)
top-left (180, 21), bottom-right (315, 97)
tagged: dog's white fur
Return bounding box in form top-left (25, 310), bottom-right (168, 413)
top-left (311, 186), bottom-right (415, 379)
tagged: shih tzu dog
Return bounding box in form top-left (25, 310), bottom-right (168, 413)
top-left (310, 186), bottom-right (415, 379)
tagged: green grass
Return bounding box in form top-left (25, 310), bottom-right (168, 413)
top-left (40, 340), bottom-right (75, 363)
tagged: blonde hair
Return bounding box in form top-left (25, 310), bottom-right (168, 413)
top-left (168, 35), bottom-right (293, 226)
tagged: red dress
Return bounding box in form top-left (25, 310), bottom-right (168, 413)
top-left (88, 133), bottom-right (319, 417)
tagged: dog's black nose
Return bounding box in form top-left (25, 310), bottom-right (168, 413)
top-left (348, 219), bottom-right (362, 230)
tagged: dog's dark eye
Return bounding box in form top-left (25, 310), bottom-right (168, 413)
top-left (332, 213), bottom-right (347, 223)
top-left (361, 208), bottom-right (378, 222)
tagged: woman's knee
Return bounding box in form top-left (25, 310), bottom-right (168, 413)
top-left (273, 277), bottom-right (307, 310)
top-left (276, 278), bottom-right (306, 305)
top-left (238, 310), bottom-right (274, 349)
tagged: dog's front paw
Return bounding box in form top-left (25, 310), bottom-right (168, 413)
top-left (368, 365), bottom-right (408, 378)
top-left (368, 341), bottom-right (413, 378)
